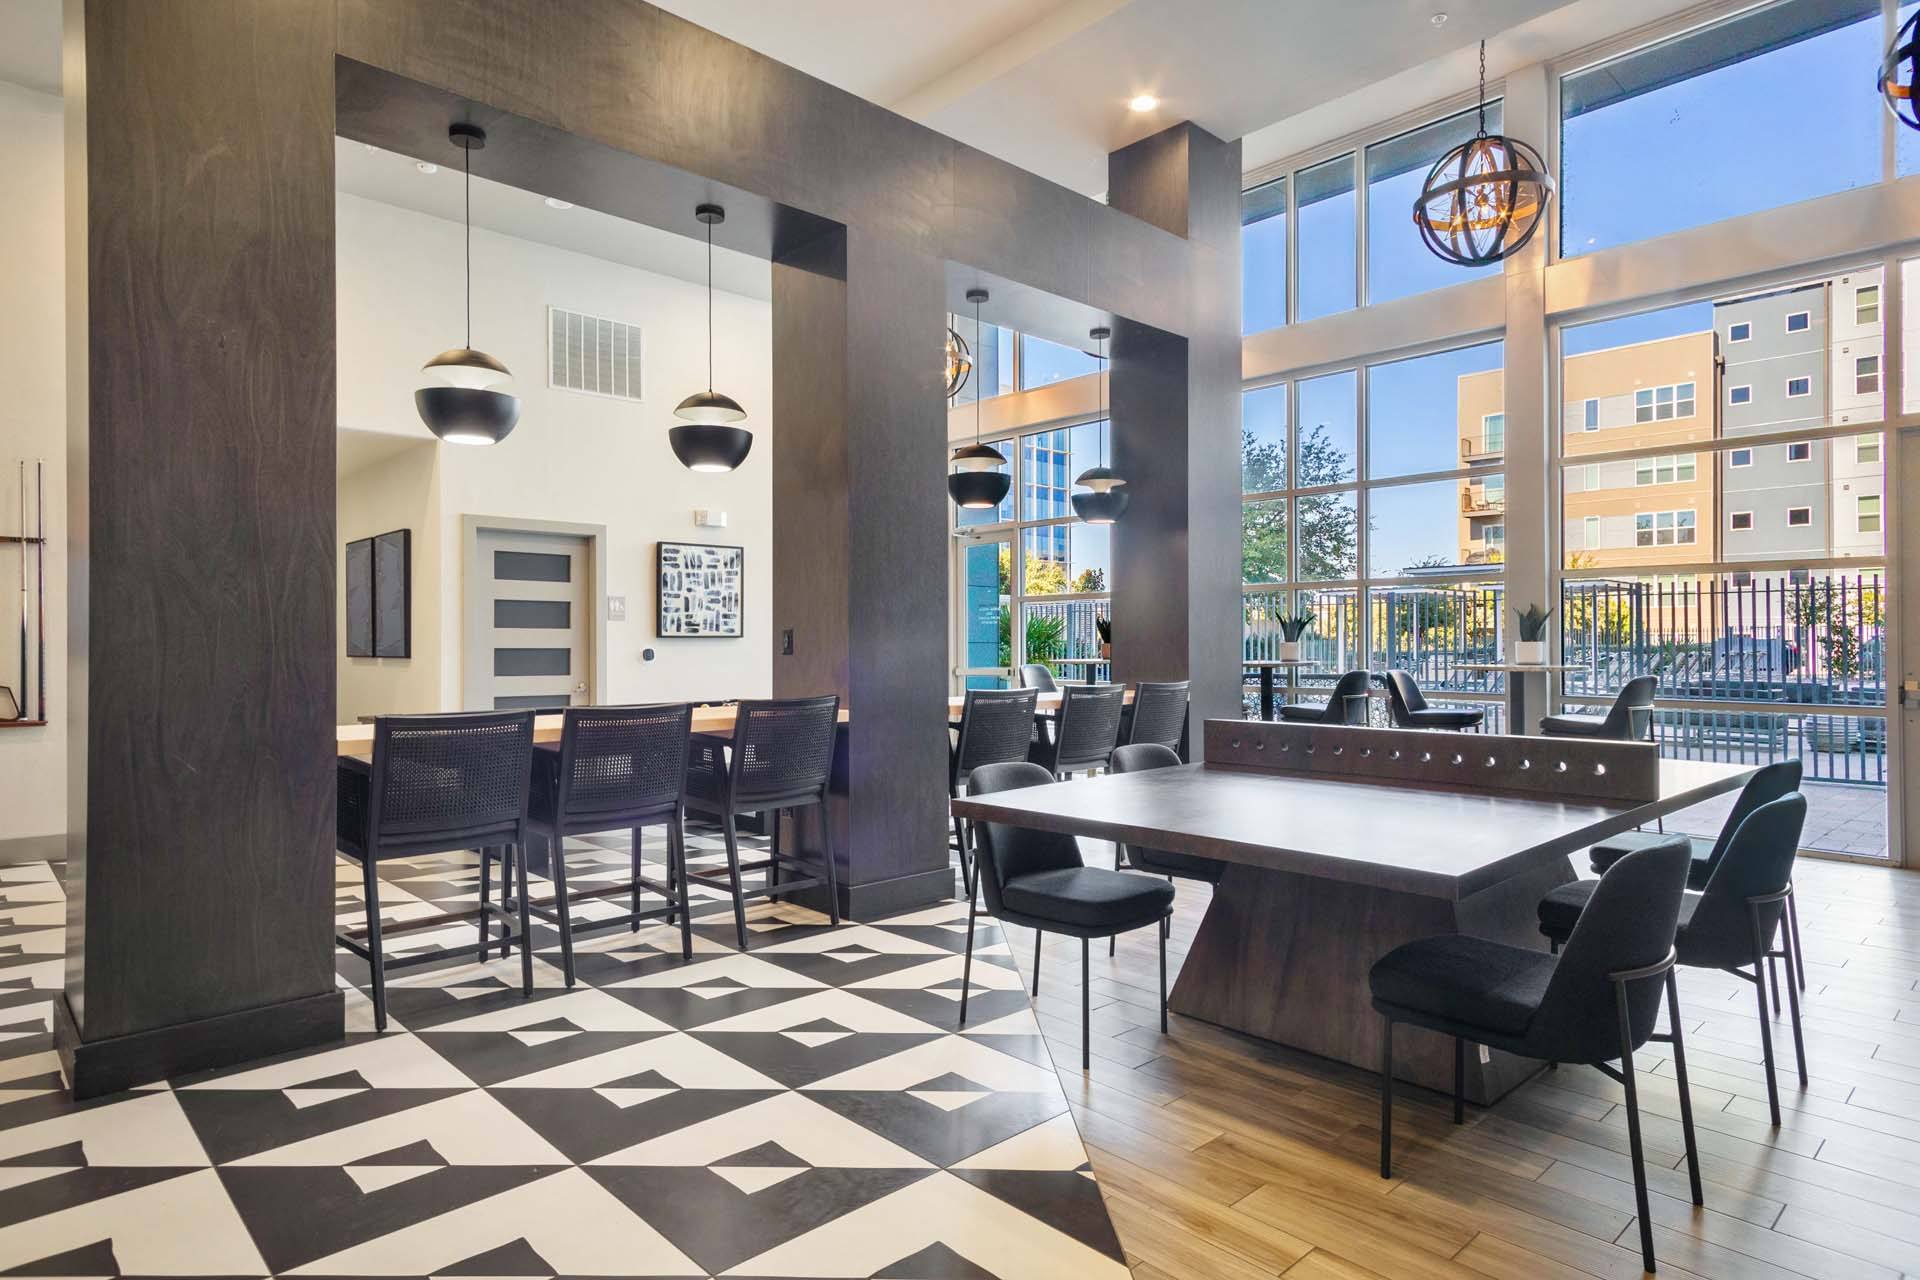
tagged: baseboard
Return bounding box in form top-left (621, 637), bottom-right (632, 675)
top-left (779, 864), bottom-right (953, 922)
top-left (0, 834), bottom-right (64, 867)
top-left (54, 988), bottom-right (344, 1100)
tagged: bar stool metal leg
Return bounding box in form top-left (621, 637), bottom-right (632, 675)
top-left (1031, 930), bottom-right (1042, 996)
top-left (670, 812), bottom-right (694, 961)
top-left (362, 858), bottom-right (388, 1033)
top-left (1378, 1018), bottom-right (1393, 1178)
top-left (1158, 921), bottom-right (1168, 1034)
top-left (550, 833), bottom-right (576, 988)
top-left (476, 847), bottom-right (494, 965)
top-left (1666, 969), bottom-right (1704, 1206)
top-left (1750, 905), bottom-right (1782, 1126)
top-left (721, 813), bottom-right (750, 952)
top-left (1614, 981), bottom-right (1656, 1274)
top-left (1781, 910), bottom-right (1808, 1087)
top-left (1787, 884), bottom-right (1807, 991)
top-left (1080, 936), bottom-right (1091, 1070)
top-left (631, 827), bottom-right (645, 931)
top-left (499, 845), bottom-right (516, 960)
top-left (958, 877), bottom-right (980, 1026)
top-left (817, 802), bottom-right (842, 927)
top-left (1453, 1037), bottom-right (1465, 1125)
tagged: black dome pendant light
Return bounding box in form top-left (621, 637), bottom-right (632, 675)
top-left (415, 123), bottom-right (522, 446)
top-left (1071, 326), bottom-right (1128, 525)
top-left (670, 203), bottom-right (753, 472)
top-left (947, 288), bottom-right (1011, 510)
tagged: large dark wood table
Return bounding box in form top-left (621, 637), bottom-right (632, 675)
top-left (951, 722), bottom-right (1756, 1102)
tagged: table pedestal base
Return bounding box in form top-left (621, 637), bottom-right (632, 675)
top-left (1169, 857), bottom-right (1574, 1104)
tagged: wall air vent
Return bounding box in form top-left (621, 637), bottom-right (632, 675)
top-left (548, 306), bottom-right (643, 401)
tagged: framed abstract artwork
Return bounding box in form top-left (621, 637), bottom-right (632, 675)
top-left (657, 542), bottom-right (743, 637)
top-left (345, 537), bottom-right (374, 657)
top-left (373, 528), bottom-right (412, 658)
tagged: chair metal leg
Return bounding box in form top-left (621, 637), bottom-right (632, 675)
top-left (1109, 933), bottom-right (1115, 957)
top-left (958, 874), bottom-right (980, 1026)
top-left (1453, 1037), bottom-right (1465, 1125)
top-left (1081, 937), bottom-right (1092, 1071)
top-left (1749, 909), bottom-right (1782, 1126)
top-left (631, 827), bottom-right (644, 931)
top-left (670, 811), bottom-right (693, 961)
top-left (1548, 936), bottom-right (1559, 955)
top-left (1031, 929), bottom-right (1042, 997)
top-left (1780, 910), bottom-right (1808, 1088)
top-left (362, 858), bottom-right (388, 1033)
top-left (499, 845), bottom-right (516, 959)
top-left (1666, 969), bottom-right (1704, 1206)
top-left (513, 842), bottom-right (535, 998)
top-left (1613, 980), bottom-right (1657, 1274)
top-left (769, 807), bottom-right (782, 904)
top-left (721, 813), bottom-right (750, 951)
top-left (817, 801), bottom-right (841, 927)
top-left (476, 846), bottom-right (494, 965)
top-left (1769, 953), bottom-right (1781, 1015)
top-left (1787, 884), bottom-right (1806, 991)
top-left (550, 831), bottom-right (576, 988)
top-left (1379, 1017), bottom-right (1393, 1179)
top-left (1158, 921), bottom-right (1168, 1034)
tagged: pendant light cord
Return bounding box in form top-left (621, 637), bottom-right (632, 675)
top-left (974, 296), bottom-right (984, 446)
top-left (463, 138), bottom-right (473, 347)
top-left (1476, 41), bottom-right (1488, 138)
top-left (1098, 333), bottom-right (1107, 465)
top-left (706, 218), bottom-right (715, 392)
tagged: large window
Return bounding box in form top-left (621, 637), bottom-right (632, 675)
top-left (1018, 333), bottom-right (1100, 390)
top-left (1366, 104), bottom-right (1502, 304)
top-left (1561, 0), bottom-right (1887, 255)
top-left (1243, 176), bottom-right (1288, 335)
top-left (1296, 155), bottom-right (1357, 322)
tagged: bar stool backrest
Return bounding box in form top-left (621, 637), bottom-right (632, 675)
top-left (1018, 664), bottom-right (1059, 693)
top-left (368, 711), bottom-right (535, 859)
top-left (1526, 838), bottom-right (1692, 1064)
top-left (1053, 683), bottom-right (1126, 773)
top-left (1128, 680), bottom-right (1190, 751)
top-left (1680, 793), bottom-right (1807, 971)
top-left (556, 703), bottom-right (693, 828)
top-left (729, 695), bottom-right (841, 809)
top-left (967, 760), bottom-right (1083, 916)
top-left (954, 688), bottom-right (1040, 788)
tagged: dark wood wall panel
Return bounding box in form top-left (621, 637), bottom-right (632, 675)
top-left (64, 0), bottom-right (341, 1052)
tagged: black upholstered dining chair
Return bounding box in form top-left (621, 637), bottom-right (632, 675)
top-left (1383, 670), bottom-right (1485, 731)
top-left (684, 695), bottom-right (842, 950)
top-left (1538, 793), bottom-right (1808, 1126)
top-left (959, 761), bottom-right (1175, 1069)
top-left (1124, 680), bottom-right (1190, 756)
top-left (949, 688), bottom-right (1041, 898)
top-left (1017, 663), bottom-right (1060, 693)
top-left (521, 703), bottom-right (696, 986)
top-left (1029, 682), bottom-right (1125, 778)
top-left (1587, 760), bottom-right (1806, 995)
top-left (1372, 840), bottom-right (1700, 1274)
top-left (336, 711), bottom-right (536, 1032)
top-left (1540, 674), bottom-right (1657, 740)
top-left (1277, 668), bottom-right (1371, 724)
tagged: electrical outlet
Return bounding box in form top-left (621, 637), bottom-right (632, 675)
top-left (1477, 1044), bottom-right (1491, 1065)
top-left (782, 628), bottom-right (794, 656)
top-left (606, 595), bottom-right (627, 622)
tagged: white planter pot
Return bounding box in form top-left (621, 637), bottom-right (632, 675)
top-left (1514, 640), bottom-right (1547, 665)
top-left (1277, 640), bottom-right (1304, 662)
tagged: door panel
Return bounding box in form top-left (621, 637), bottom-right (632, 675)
top-left (472, 529), bottom-right (591, 711)
top-left (953, 535), bottom-right (1012, 691)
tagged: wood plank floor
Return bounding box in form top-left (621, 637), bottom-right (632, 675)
top-left (1008, 852), bottom-right (1920, 1280)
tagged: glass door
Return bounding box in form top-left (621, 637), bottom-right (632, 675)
top-left (953, 532), bottom-right (1013, 690)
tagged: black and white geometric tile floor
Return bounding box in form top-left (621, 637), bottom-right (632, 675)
top-left (0, 828), bottom-right (1130, 1278)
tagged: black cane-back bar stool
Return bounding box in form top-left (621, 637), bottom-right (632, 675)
top-left (950, 688), bottom-right (1041, 899)
top-left (1124, 679), bottom-right (1191, 756)
top-left (522, 703), bottom-right (697, 986)
top-left (1372, 840), bottom-right (1700, 1274)
top-left (336, 711), bottom-right (536, 1032)
top-left (685, 695), bottom-right (842, 950)
top-left (1029, 682), bottom-right (1125, 778)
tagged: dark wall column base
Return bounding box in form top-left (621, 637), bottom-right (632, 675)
top-left (54, 989), bottom-right (343, 1101)
top-left (782, 864), bottom-right (953, 923)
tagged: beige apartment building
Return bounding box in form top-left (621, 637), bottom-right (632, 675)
top-left (1457, 331), bottom-right (1717, 569)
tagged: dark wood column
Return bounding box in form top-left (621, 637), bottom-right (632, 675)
top-left (1106, 124), bottom-right (1245, 732)
top-left (772, 230), bottom-right (952, 917)
top-left (57, 0), bottom-right (344, 1097)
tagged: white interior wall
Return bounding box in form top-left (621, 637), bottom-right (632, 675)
top-left (335, 190), bottom-right (774, 716)
top-left (0, 81), bottom-right (65, 849)
top-left (336, 436), bottom-right (443, 723)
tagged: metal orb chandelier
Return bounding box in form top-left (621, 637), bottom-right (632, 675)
top-left (671, 203), bottom-right (753, 473)
top-left (945, 325), bottom-right (973, 400)
top-left (1071, 327), bottom-right (1128, 525)
top-left (1880, 10), bottom-right (1920, 133)
top-left (947, 289), bottom-right (1011, 511)
top-left (415, 123), bottom-right (522, 446)
top-left (1413, 42), bottom-right (1553, 267)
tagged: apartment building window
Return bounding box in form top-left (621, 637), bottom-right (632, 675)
top-left (1730, 511), bottom-right (1754, 531)
top-left (1856, 354), bottom-right (1880, 395)
top-left (1583, 398), bottom-right (1600, 430)
top-left (1482, 413), bottom-right (1506, 453)
top-left (1729, 384), bottom-right (1752, 405)
top-left (1635, 510), bottom-right (1695, 546)
top-left (1731, 571), bottom-right (1753, 587)
top-left (1728, 321), bottom-right (1751, 342)
top-left (1787, 506), bottom-right (1812, 527)
top-left (1858, 435), bottom-right (1881, 464)
top-left (1786, 311), bottom-right (1810, 334)
top-left (1787, 441), bottom-right (1812, 461)
top-left (1635, 454), bottom-right (1696, 485)
top-left (1583, 515), bottom-right (1601, 548)
top-left (1634, 382), bottom-right (1695, 422)
top-left (1785, 377), bottom-right (1811, 398)
top-left (1858, 494), bottom-right (1882, 534)
top-left (1730, 447), bottom-right (1753, 467)
top-left (1559, 2), bottom-right (1886, 254)
top-left (1856, 284), bottom-right (1880, 325)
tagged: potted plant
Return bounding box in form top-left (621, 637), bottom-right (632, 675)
top-left (1095, 614), bottom-right (1111, 661)
top-left (1514, 604), bottom-right (1552, 665)
top-left (1276, 613), bottom-right (1314, 663)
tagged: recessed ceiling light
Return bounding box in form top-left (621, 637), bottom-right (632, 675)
top-left (1128, 93), bottom-right (1159, 113)
top-left (544, 197), bottom-right (574, 210)
top-left (1431, 12), bottom-right (1449, 26)
top-left (416, 161), bottom-right (439, 174)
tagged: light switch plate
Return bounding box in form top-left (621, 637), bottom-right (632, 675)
top-left (607, 595), bottom-right (627, 622)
